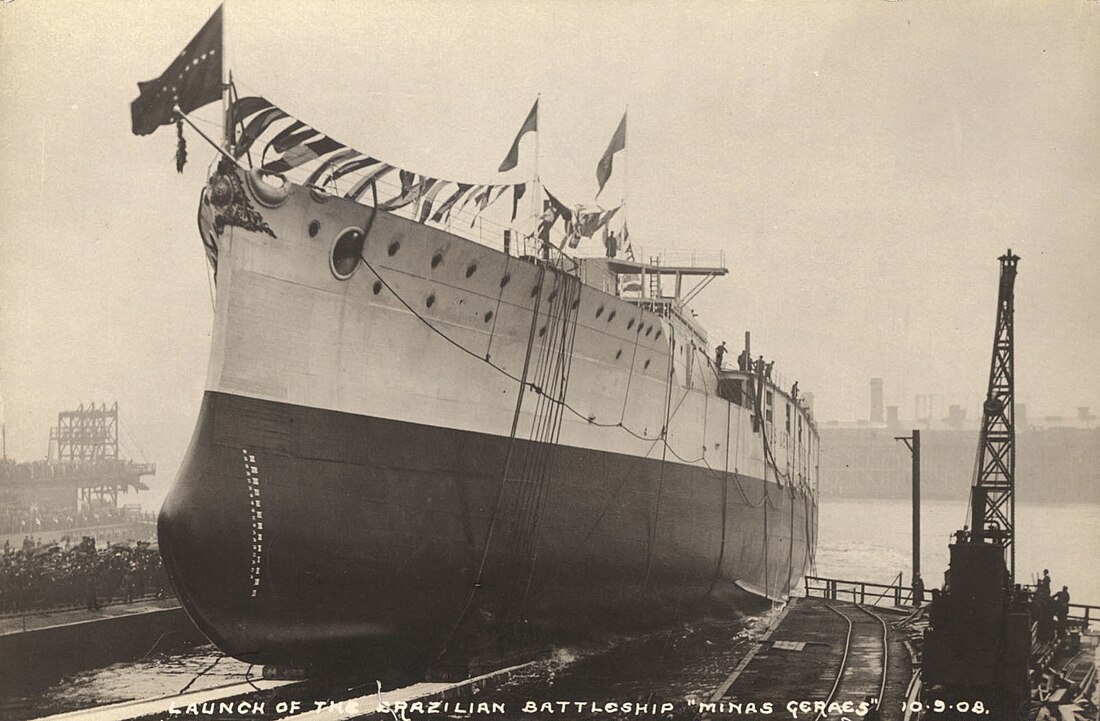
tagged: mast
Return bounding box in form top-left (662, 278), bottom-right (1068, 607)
top-left (970, 249), bottom-right (1020, 582)
top-left (533, 93), bottom-right (542, 246)
top-left (623, 105), bottom-right (628, 235)
top-left (221, 2), bottom-right (233, 155)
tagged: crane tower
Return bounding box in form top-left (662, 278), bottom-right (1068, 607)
top-left (970, 250), bottom-right (1019, 582)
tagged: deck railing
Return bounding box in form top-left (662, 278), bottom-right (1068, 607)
top-left (805, 574), bottom-right (1100, 630)
top-left (633, 247), bottom-right (727, 271)
top-left (804, 574), bottom-right (917, 607)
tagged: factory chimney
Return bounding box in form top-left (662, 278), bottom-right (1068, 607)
top-left (870, 378), bottom-right (884, 425)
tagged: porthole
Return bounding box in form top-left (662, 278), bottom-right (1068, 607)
top-left (372, 281), bottom-right (383, 295)
top-left (655, 330), bottom-right (662, 340)
top-left (571, 299), bottom-right (580, 309)
top-left (615, 349), bottom-right (623, 360)
top-left (431, 253), bottom-right (443, 269)
top-left (608, 310), bottom-right (617, 322)
top-left (329, 227), bottom-right (365, 280)
top-left (426, 294), bottom-right (436, 308)
top-left (596, 305), bottom-right (604, 318)
top-left (308, 220), bottom-right (320, 238)
top-left (484, 311), bottom-right (494, 323)
top-left (530, 285), bottom-right (540, 297)
top-left (538, 326), bottom-right (547, 337)
top-left (548, 289), bottom-right (558, 302)
top-left (627, 319), bottom-right (635, 330)
top-left (644, 359), bottom-right (651, 369)
top-left (645, 326), bottom-right (653, 337)
top-left (388, 241), bottom-right (400, 256)
top-left (500, 274), bottom-right (511, 288)
top-left (466, 263), bottom-right (478, 278)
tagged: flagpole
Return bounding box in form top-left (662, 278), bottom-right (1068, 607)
top-left (623, 105), bottom-right (628, 238)
top-left (533, 93), bottom-right (542, 250)
top-left (221, 2), bottom-right (233, 154)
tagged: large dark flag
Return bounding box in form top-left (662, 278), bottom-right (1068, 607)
top-left (596, 111), bottom-right (627, 197)
top-left (131, 6), bottom-right (223, 136)
top-left (498, 99), bottom-right (539, 172)
top-left (538, 188), bottom-right (573, 244)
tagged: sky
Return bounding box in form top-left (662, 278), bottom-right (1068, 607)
top-left (1, 1), bottom-right (1098, 507)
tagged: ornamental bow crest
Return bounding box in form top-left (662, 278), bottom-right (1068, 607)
top-left (208, 160), bottom-right (277, 239)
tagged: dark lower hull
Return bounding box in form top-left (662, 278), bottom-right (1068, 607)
top-left (159, 391), bottom-right (814, 672)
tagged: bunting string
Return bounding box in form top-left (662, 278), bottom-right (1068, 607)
top-left (232, 95), bottom-right (533, 232)
top-left (229, 95), bottom-right (623, 256)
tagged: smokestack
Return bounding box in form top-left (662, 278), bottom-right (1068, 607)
top-left (947, 404), bottom-right (965, 430)
top-left (887, 405), bottom-right (899, 429)
top-left (870, 378), bottom-right (884, 425)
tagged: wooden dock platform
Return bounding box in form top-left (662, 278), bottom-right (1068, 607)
top-left (704, 597), bottom-right (914, 720)
top-left (0, 598), bottom-right (205, 698)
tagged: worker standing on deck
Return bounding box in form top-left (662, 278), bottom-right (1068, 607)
top-left (791, 381), bottom-right (799, 401)
top-left (1052, 585), bottom-right (1070, 638)
top-left (1039, 569), bottom-right (1051, 596)
top-left (737, 348), bottom-right (750, 371)
top-left (715, 342), bottom-right (727, 369)
top-left (765, 360), bottom-right (774, 380)
top-left (754, 355), bottom-right (766, 376)
top-left (912, 574), bottom-right (925, 607)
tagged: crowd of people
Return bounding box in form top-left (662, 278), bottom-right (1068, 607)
top-left (0, 536), bottom-right (169, 614)
top-left (0, 457), bottom-right (140, 481)
top-left (0, 505), bottom-right (153, 536)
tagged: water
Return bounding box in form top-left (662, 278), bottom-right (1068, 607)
top-left (0, 648), bottom-right (254, 721)
top-left (816, 497), bottom-right (1100, 604)
top-left (8, 498), bottom-right (1095, 720)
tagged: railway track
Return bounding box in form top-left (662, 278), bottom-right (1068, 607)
top-left (1059, 645), bottom-right (1097, 697)
top-left (815, 601), bottom-right (889, 719)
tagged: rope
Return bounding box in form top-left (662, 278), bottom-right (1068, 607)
top-left (500, 269), bottom-right (579, 614)
top-left (177, 653), bottom-right (224, 695)
top-left (707, 401), bottom-right (733, 594)
top-left (785, 484), bottom-right (796, 597)
top-left (483, 254), bottom-right (513, 361)
top-left (764, 479), bottom-right (770, 598)
top-left (359, 254), bottom-right (665, 438)
top-left (640, 323), bottom-right (675, 596)
top-left (355, 222), bottom-right (814, 600)
top-left (435, 263), bottom-right (545, 656)
top-left (518, 273), bottom-right (583, 611)
top-left (617, 310), bottom-right (645, 425)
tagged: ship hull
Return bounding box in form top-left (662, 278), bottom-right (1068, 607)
top-left (159, 167), bottom-right (818, 672)
top-left (160, 390), bottom-right (814, 670)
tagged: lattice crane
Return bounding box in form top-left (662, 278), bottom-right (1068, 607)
top-left (970, 249), bottom-right (1020, 582)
